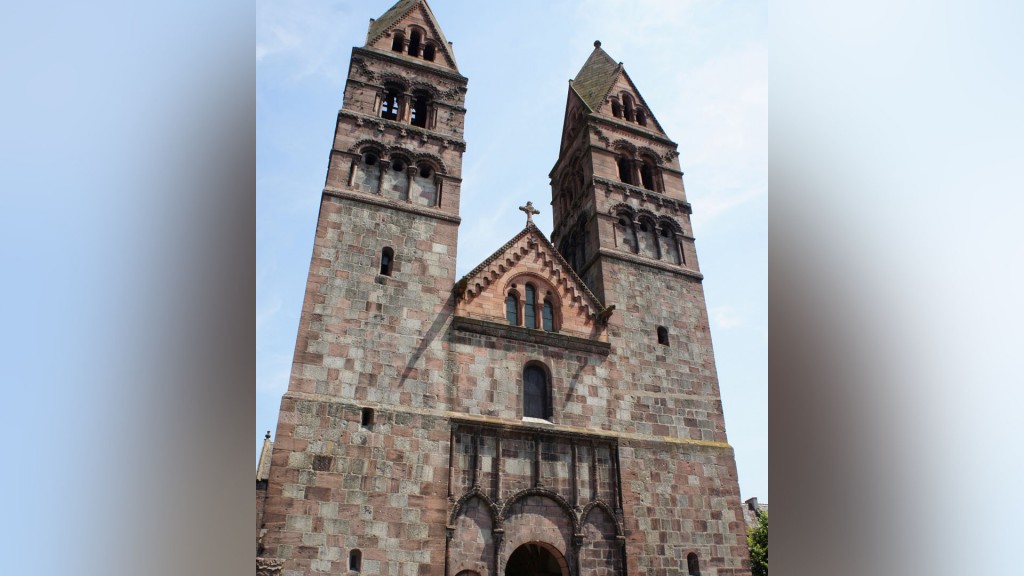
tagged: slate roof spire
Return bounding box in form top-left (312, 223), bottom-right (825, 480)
top-left (571, 40), bottom-right (623, 111)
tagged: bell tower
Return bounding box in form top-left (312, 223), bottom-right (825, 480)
top-left (547, 42), bottom-right (751, 576)
top-left (550, 41), bottom-right (699, 299)
top-left (259, 2), bottom-right (469, 574)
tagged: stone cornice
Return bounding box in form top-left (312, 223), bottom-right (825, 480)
top-left (338, 109), bottom-right (467, 151)
top-left (322, 186), bottom-right (462, 224)
top-left (451, 315), bottom-right (610, 355)
top-left (593, 247), bottom-right (704, 280)
top-left (280, 391), bottom-right (735, 452)
top-left (593, 176), bottom-right (692, 214)
top-left (353, 46), bottom-right (469, 83)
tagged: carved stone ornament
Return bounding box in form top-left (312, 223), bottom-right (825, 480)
top-left (256, 557), bottom-right (284, 576)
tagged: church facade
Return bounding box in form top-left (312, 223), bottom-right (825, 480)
top-left (257, 2), bottom-right (751, 575)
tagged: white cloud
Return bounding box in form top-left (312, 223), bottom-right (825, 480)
top-left (711, 305), bottom-right (742, 329)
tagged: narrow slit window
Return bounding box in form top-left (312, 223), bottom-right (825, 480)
top-left (636, 108), bottom-right (647, 126)
top-left (617, 157), bottom-right (633, 185)
top-left (657, 326), bottom-right (669, 346)
top-left (640, 162), bottom-right (655, 190)
top-left (524, 285), bottom-right (537, 329)
top-left (380, 247), bottom-right (394, 276)
top-left (687, 553), bottom-right (700, 576)
top-left (391, 33), bottom-right (404, 53)
top-left (360, 408), bottom-right (374, 429)
top-left (350, 549), bottom-right (362, 572)
top-left (423, 43), bottom-right (435, 61)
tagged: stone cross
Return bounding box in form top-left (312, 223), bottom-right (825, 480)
top-left (519, 201), bottom-right (540, 224)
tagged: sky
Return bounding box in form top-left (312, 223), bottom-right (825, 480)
top-left (257, 0), bottom-right (767, 502)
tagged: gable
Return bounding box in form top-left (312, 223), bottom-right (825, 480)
top-left (558, 88), bottom-right (587, 155)
top-left (366, 0), bottom-right (459, 71)
top-left (596, 71), bottom-right (668, 136)
top-left (454, 225), bottom-right (609, 341)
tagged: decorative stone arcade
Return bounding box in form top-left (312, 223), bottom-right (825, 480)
top-left (445, 420), bottom-right (626, 576)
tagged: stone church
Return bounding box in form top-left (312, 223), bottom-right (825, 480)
top-left (257, 1), bottom-right (751, 575)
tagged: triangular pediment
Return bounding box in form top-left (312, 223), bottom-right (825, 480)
top-left (454, 224), bottom-right (610, 340)
top-left (366, 0), bottom-right (459, 71)
top-left (571, 43), bottom-right (668, 136)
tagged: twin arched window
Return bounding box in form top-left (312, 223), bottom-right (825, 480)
top-left (378, 84), bottom-right (435, 130)
top-left (615, 150), bottom-right (661, 192)
top-left (505, 283), bottom-right (557, 332)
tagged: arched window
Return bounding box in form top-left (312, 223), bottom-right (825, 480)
top-left (380, 85), bottom-right (401, 120)
top-left (660, 226), bottom-right (682, 265)
top-left (379, 247), bottom-right (394, 276)
top-left (358, 150), bottom-right (381, 194)
top-left (524, 284), bottom-right (537, 329)
top-left (523, 364), bottom-right (550, 420)
top-left (616, 213), bottom-right (638, 253)
top-left (410, 90), bottom-right (430, 128)
top-left (636, 108), bottom-right (647, 126)
top-left (611, 99), bottom-right (623, 118)
top-left (412, 162), bottom-right (437, 206)
top-left (657, 326), bottom-right (669, 346)
top-left (640, 161), bottom-right (655, 191)
top-left (687, 552), bottom-right (700, 576)
top-left (391, 33), bottom-right (404, 53)
top-left (505, 292), bottom-right (519, 325)
top-left (350, 549), bottom-right (362, 572)
top-left (408, 30), bottom-right (422, 57)
top-left (622, 93), bottom-right (635, 121)
top-left (617, 157), bottom-right (634, 185)
top-left (542, 298), bottom-right (555, 332)
top-left (423, 43), bottom-right (436, 61)
top-left (637, 217), bottom-right (660, 259)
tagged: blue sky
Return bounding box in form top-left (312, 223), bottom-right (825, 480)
top-left (257, 0), bottom-right (767, 502)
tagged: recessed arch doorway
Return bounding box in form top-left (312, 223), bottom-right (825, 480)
top-left (505, 542), bottom-right (570, 576)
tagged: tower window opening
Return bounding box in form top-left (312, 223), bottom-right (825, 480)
top-left (657, 326), bottom-right (669, 346)
top-left (419, 165), bottom-right (432, 179)
top-left (408, 30), bottom-right (421, 57)
top-left (611, 99), bottom-right (623, 118)
top-left (391, 158), bottom-right (405, 172)
top-left (363, 153), bottom-right (377, 166)
top-left (423, 43), bottom-right (436, 61)
top-left (391, 33), bottom-right (404, 53)
top-left (622, 93), bottom-right (635, 121)
top-left (350, 549), bottom-right (362, 572)
top-left (380, 247), bottom-right (394, 276)
top-left (636, 108), bottom-right (647, 126)
top-left (524, 284), bottom-right (537, 329)
top-left (360, 408), bottom-right (374, 429)
top-left (381, 87), bottom-right (401, 120)
top-left (411, 92), bottom-right (430, 128)
top-left (617, 157), bottom-right (634, 185)
top-left (523, 364), bottom-right (551, 420)
top-left (640, 162), bottom-right (655, 190)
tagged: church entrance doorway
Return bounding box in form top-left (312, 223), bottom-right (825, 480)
top-left (505, 542), bottom-right (569, 576)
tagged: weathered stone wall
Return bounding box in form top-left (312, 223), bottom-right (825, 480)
top-left (262, 400), bottom-right (452, 576)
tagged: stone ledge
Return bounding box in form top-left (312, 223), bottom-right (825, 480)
top-left (322, 186), bottom-right (462, 224)
top-left (450, 316), bottom-right (611, 355)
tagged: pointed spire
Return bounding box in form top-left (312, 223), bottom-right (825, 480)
top-left (572, 40), bottom-right (622, 111)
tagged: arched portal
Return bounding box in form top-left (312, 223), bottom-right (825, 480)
top-left (505, 542), bottom-right (569, 576)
